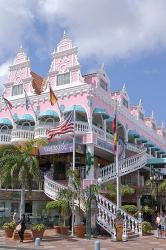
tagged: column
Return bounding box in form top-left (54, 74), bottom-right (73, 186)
top-left (103, 120), bottom-right (106, 141)
top-left (86, 143), bottom-right (95, 180)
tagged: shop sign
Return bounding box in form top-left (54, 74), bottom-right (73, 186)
top-left (39, 142), bottom-right (85, 155)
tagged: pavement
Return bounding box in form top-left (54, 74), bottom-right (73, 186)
top-left (0, 229), bottom-right (166, 250)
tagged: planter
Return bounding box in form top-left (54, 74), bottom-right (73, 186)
top-left (74, 224), bottom-right (86, 238)
top-left (5, 229), bottom-right (14, 238)
top-left (60, 226), bottom-right (69, 235)
top-left (31, 230), bottom-right (45, 240)
top-left (54, 225), bottom-right (61, 234)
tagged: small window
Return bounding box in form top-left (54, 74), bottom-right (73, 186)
top-left (100, 79), bottom-right (108, 91)
top-left (57, 72), bottom-right (70, 86)
top-left (139, 112), bottom-right (144, 120)
top-left (122, 98), bottom-right (128, 108)
top-left (12, 84), bottom-right (23, 96)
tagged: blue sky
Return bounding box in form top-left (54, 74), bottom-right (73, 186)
top-left (0, 0), bottom-right (166, 126)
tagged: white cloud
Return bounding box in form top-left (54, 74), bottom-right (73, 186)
top-left (0, 60), bottom-right (12, 94)
top-left (38, 0), bottom-right (166, 61)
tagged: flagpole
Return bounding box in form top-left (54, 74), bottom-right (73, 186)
top-left (115, 104), bottom-right (121, 210)
top-left (24, 89), bottom-right (37, 120)
top-left (71, 105), bottom-right (76, 236)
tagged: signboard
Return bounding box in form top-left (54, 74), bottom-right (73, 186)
top-left (39, 141), bottom-right (85, 155)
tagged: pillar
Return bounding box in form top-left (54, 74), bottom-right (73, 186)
top-left (86, 143), bottom-right (95, 180)
top-left (103, 120), bottom-right (106, 141)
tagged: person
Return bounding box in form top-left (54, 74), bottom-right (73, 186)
top-left (18, 214), bottom-right (26, 243)
top-left (114, 211), bottom-right (124, 241)
top-left (12, 211), bottom-right (19, 224)
top-left (160, 213), bottom-right (165, 239)
top-left (156, 213), bottom-right (161, 238)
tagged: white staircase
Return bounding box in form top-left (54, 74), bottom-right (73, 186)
top-left (44, 148), bottom-right (146, 239)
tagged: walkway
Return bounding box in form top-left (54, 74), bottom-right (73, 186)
top-left (0, 229), bottom-right (166, 250)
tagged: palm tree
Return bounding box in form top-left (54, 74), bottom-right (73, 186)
top-left (0, 139), bottom-right (46, 219)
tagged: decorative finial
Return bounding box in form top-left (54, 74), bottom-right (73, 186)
top-left (161, 121), bottom-right (164, 128)
top-left (122, 83), bottom-right (126, 92)
top-left (138, 99), bottom-right (142, 107)
top-left (63, 30), bottom-right (68, 39)
top-left (151, 110), bottom-right (154, 119)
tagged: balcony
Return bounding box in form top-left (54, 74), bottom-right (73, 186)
top-left (0, 131), bottom-right (12, 144)
top-left (11, 129), bottom-right (34, 142)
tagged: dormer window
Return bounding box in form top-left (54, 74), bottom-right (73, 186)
top-left (122, 98), bottom-right (128, 108)
top-left (100, 79), bottom-right (108, 91)
top-left (12, 84), bottom-right (23, 96)
top-left (57, 72), bottom-right (70, 86)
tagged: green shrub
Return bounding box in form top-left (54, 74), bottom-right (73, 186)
top-left (142, 206), bottom-right (155, 215)
top-left (31, 223), bottom-right (45, 231)
top-left (122, 205), bottom-right (138, 215)
top-left (2, 221), bottom-right (16, 230)
top-left (142, 221), bottom-right (152, 234)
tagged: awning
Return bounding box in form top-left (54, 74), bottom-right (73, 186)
top-left (136, 136), bottom-right (148, 143)
top-left (18, 114), bottom-right (35, 124)
top-left (147, 158), bottom-right (166, 165)
top-left (0, 118), bottom-right (12, 127)
top-left (144, 140), bottom-right (155, 147)
top-left (151, 146), bottom-right (160, 151)
top-left (128, 130), bottom-right (140, 138)
top-left (38, 110), bottom-right (59, 120)
top-left (93, 108), bottom-right (109, 120)
top-left (64, 105), bottom-right (86, 113)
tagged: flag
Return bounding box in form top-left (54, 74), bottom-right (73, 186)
top-left (49, 86), bottom-right (57, 106)
top-left (47, 111), bottom-right (74, 140)
top-left (24, 89), bottom-right (30, 110)
top-left (3, 97), bottom-right (13, 109)
top-left (112, 114), bottom-right (118, 155)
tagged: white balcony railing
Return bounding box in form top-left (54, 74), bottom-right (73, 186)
top-left (0, 132), bottom-right (12, 144)
top-left (11, 129), bottom-right (34, 142)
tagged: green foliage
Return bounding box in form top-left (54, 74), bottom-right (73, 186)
top-left (142, 206), bottom-right (155, 215)
top-left (46, 201), bottom-right (60, 211)
top-left (31, 223), bottom-right (45, 231)
top-left (142, 221), bottom-right (152, 234)
top-left (0, 139), bottom-right (46, 189)
top-left (2, 221), bottom-right (16, 230)
top-left (104, 183), bottom-right (135, 198)
top-left (121, 185), bottom-right (135, 196)
top-left (158, 180), bottom-right (166, 193)
top-left (122, 205), bottom-right (138, 215)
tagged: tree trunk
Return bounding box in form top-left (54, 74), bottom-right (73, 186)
top-left (20, 184), bottom-right (25, 219)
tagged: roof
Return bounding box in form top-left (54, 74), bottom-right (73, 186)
top-left (31, 71), bottom-right (45, 95)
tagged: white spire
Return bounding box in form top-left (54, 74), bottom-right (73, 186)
top-left (161, 121), bottom-right (164, 128)
top-left (138, 99), bottom-right (142, 106)
top-left (151, 110), bottom-right (154, 119)
top-left (63, 30), bottom-right (69, 39)
top-left (122, 83), bottom-right (126, 93)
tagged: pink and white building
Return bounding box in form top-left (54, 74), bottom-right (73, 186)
top-left (0, 32), bottom-right (165, 234)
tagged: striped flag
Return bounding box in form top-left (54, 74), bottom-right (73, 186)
top-left (112, 114), bottom-right (118, 155)
top-left (49, 86), bottom-right (57, 106)
top-left (47, 111), bottom-right (74, 140)
top-left (3, 97), bottom-right (13, 109)
top-left (24, 89), bottom-right (30, 110)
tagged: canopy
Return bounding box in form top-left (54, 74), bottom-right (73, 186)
top-left (93, 108), bottom-right (109, 120)
top-left (144, 140), bottom-right (155, 147)
top-left (128, 130), bottom-right (140, 138)
top-left (38, 110), bottom-right (59, 120)
top-left (18, 114), bottom-right (35, 123)
top-left (151, 146), bottom-right (160, 151)
top-left (0, 118), bottom-right (12, 127)
top-left (64, 105), bottom-right (86, 113)
top-left (136, 136), bottom-right (148, 143)
top-left (147, 158), bottom-right (166, 165)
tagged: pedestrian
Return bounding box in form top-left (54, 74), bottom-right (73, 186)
top-left (18, 214), bottom-right (26, 243)
top-left (160, 213), bottom-right (165, 238)
top-left (156, 213), bottom-right (161, 238)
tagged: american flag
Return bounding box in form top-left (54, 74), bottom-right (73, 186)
top-left (47, 111), bottom-right (74, 140)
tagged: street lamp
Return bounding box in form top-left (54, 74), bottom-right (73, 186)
top-left (150, 170), bottom-right (163, 212)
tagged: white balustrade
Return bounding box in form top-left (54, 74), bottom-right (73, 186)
top-left (92, 125), bottom-right (105, 138)
top-left (11, 129), bottom-right (34, 142)
top-left (99, 149), bottom-right (147, 183)
top-left (75, 122), bottom-right (89, 133)
top-left (44, 174), bottom-right (66, 200)
top-left (0, 132), bottom-right (11, 144)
